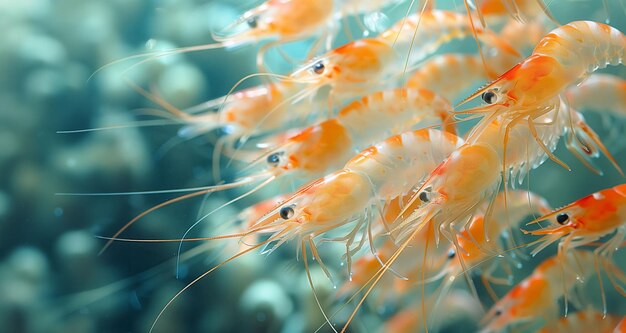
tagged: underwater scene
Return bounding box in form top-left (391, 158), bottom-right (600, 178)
top-left (3, 0), bottom-right (626, 332)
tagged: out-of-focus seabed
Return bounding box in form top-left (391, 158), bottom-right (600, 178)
top-left (1, 0), bottom-right (626, 332)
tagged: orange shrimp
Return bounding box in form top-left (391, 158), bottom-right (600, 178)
top-left (459, 21), bottom-right (625, 149)
top-left (536, 309), bottom-right (620, 333)
top-left (481, 250), bottom-right (597, 332)
top-left (290, 10), bottom-right (518, 104)
top-left (251, 87), bottom-right (456, 181)
top-left (523, 184), bottom-right (626, 257)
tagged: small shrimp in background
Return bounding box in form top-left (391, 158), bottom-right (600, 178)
top-left (523, 184), bottom-right (626, 263)
top-left (481, 250), bottom-right (597, 333)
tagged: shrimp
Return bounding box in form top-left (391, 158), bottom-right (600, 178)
top-left (481, 250), bottom-right (597, 333)
top-left (252, 87), bottom-right (456, 182)
top-left (523, 184), bottom-right (626, 258)
top-left (459, 21), bottom-right (625, 152)
top-left (290, 10), bottom-right (519, 104)
top-left (384, 190), bottom-right (551, 326)
top-left (536, 309), bottom-right (620, 333)
top-left (523, 184), bottom-right (626, 313)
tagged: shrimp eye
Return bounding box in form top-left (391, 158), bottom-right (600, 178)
top-left (312, 61), bottom-right (325, 74)
top-left (266, 153), bottom-right (281, 167)
top-left (481, 90), bottom-right (497, 104)
top-left (447, 249), bottom-right (456, 259)
top-left (279, 205), bottom-right (295, 220)
top-left (247, 16), bottom-right (258, 28)
top-left (495, 309), bottom-right (502, 316)
top-left (418, 191), bottom-right (429, 203)
top-left (556, 213), bottom-right (569, 224)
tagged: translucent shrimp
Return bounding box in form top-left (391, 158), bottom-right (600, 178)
top-left (381, 290), bottom-right (482, 333)
top-left (565, 73), bottom-right (626, 118)
top-left (523, 184), bottom-right (626, 258)
top-left (536, 310), bottom-right (620, 333)
top-left (459, 21), bottom-right (626, 149)
top-left (481, 250), bottom-right (597, 333)
top-left (290, 10), bottom-right (519, 104)
top-left (523, 184), bottom-right (626, 313)
top-left (475, 0), bottom-right (557, 25)
top-left (249, 87), bottom-right (456, 182)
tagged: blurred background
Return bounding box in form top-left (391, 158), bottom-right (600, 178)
top-left (1, 0), bottom-right (626, 332)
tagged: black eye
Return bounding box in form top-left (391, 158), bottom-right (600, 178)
top-left (495, 309), bottom-right (502, 316)
top-left (556, 213), bottom-right (569, 224)
top-left (481, 90), bottom-right (497, 104)
top-left (247, 16), bottom-right (258, 28)
top-left (418, 191), bottom-right (429, 203)
top-left (312, 61), bottom-right (325, 74)
top-left (279, 205), bottom-right (295, 220)
top-left (266, 153), bottom-right (280, 167)
top-left (447, 249), bottom-right (456, 259)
